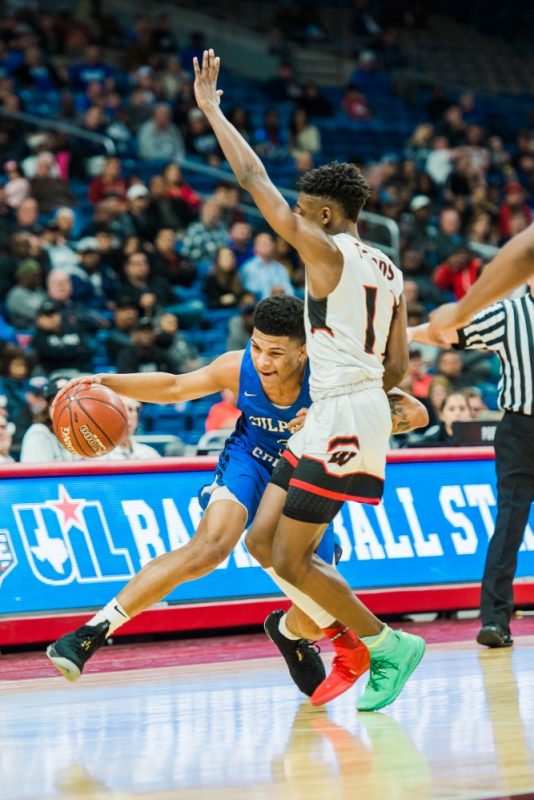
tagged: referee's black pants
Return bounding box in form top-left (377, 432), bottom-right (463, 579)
top-left (481, 411), bottom-right (534, 630)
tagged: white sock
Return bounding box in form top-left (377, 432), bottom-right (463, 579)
top-left (265, 567), bottom-right (336, 629)
top-left (87, 597), bottom-right (130, 636)
top-left (278, 613), bottom-right (301, 641)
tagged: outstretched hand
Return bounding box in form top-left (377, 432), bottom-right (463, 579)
top-left (428, 302), bottom-right (467, 341)
top-left (193, 48), bottom-right (224, 111)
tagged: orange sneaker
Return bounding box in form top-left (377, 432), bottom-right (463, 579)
top-left (310, 628), bottom-right (370, 706)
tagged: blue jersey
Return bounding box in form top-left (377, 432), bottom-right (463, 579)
top-left (199, 344), bottom-right (336, 563)
top-left (230, 341), bottom-right (311, 470)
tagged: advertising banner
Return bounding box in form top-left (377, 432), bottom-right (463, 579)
top-left (1, 452), bottom-right (533, 617)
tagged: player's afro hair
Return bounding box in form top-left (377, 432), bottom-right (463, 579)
top-left (253, 295), bottom-right (305, 343)
top-left (297, 161), bottom-right (371, 221)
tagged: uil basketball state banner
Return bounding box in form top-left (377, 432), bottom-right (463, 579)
top-left (1, 450), bottom-right (533, 645)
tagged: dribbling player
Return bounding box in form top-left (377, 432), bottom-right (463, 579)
top-left (46, 297), bottom-right (426, 693)
top-left (193, 49), bottom-right (426, 711)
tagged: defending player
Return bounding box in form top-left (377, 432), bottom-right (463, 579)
top-left (193, 49), bottom-right (426, 711)
top-left (46, 296), bottom-right (427, 692)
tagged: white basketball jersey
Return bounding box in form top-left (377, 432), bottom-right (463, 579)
top-left (304, 232), bottom-right (404, 398)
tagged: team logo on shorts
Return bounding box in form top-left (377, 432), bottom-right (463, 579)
top-left (327, 436), bottom-right (360, 467)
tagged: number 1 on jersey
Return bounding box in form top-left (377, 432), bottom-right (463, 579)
top-left (363, 285), bottom-right (377, 354)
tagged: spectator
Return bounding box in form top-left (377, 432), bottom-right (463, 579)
top-left (228, 107), bottom-right (253, 143)
top-left (116, 184), bottom-right (156, 241)
top-left (203, 246), bottom-right (243, 309)
top-left (116, 316), bottom-right (176, 373)
top-left (147, 176), bottom-right (196, 235)
top-left (463, 387), bottom-right (489, 418)
top-left (298, 81), bottom-right (333, 118)
top-left (150, 227), bottom-right (197, 288)
top-left (41, 220), bottom-right (79, 273)
top-left (162, 162), bottom-right (201, 213)
top-left (433, 246), bottom-right (483, 301)
top-left (406, 348), bottom-right (433, 399)
top-left (425, 375), bottom-right (453, 426)
top-left (0, 349), bottom-right (34, 437)
top-left (104, 398), bottom-right (160, 459)
top-left (3, 160), bottom-right (30, 209)
top-left (0, 415), bottom-right (14, 462)
top-left (71, 237), bottom-right (119, 310)
top-left (181, 198), bottom-right (229, 264)
top-left (46, 270), bottom-right (105, 334)
top-left (425, 136), bottom-right (453, 186)
top-left (15, 197), bottom-right (40, 234)
top-left (417, 392), bottom-right (471, 446)
top-left (69, 45), bottom-right (114, 92)
top-left (5, 259), bottom-right (46, 329)
top-left (498, 181), bottom-right (533, 241)
top-left (264, 62), bottom-right (302, 103)
top-left (226, 297), bottom-right (256, 350)
top-left (29, 152), bottom-right (76, 214)
top-left (107, 297), bottom-right (140, 363)
top-left (15, 46), bottom-right (64, 91)
top-left (138, 104), bottom-right (185, 162)
top-left (341, 85), bottom-right (372, 120)
top-left (88, 157), bottom-right (128, 205)
top-left (254, 108), bottom-right (288, 159)
top-left (20, 375), bottom-right (78, 462)
top-left (184, 108), bottom-right (221, 165)
top-left (151, 13), bottom-right (179, 54)
top-left (288, 108), bottom-right (321, 158)
top-left (350, 50), bottom-right (389, 97)
top-left (119, 250), bottom-right (175, 317)
top-left (0, 231), bottom-right (33, 300)
top-left (401, 194), bottom-right (433, 252)
top-left (432, 207), bottom-right (464, 263)
top-left (240, 232), bottom-right (294, 299)
top-left (32, 300), bottom-right (94, 375)
top-left (434, 349), bottom-right (482, 391)
top-left (156, 312), bottom-right (204, 373)
top-left (205, 389), bottom-right (242, 432)
top-left (228, 221), bottom-right (253, 267)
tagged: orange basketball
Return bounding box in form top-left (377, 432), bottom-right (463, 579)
top-left (52, 383), bottom-right (128, 458)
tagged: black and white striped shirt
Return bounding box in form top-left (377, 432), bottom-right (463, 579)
top-left (456, 292), bottom-right (534, 415)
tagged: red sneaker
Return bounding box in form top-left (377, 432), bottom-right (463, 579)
top-left (310, 630), bottom-right (370, 706)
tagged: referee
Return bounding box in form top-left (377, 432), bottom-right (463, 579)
top-left (411, 277), bottom-right (534, 647)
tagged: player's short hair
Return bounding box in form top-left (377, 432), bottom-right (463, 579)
top-left (253, 296), bottom-right (305, 343)
top-left (297, 161), bottom-right (371, 221)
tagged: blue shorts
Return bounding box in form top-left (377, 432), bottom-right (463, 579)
top-left (199, 444), bottom-right (338, 563)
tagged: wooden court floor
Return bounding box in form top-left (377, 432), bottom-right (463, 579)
top-left (1, 638), bottom-right (534, 800)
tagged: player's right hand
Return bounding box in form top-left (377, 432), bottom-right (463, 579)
top-left (51, 374), bottom-right (102, 408)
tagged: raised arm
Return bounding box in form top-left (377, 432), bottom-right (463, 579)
top-left (193, 49), bottom-right (342, 298)
top-left (54, 351), bottom-right (242, 406)
top-left (429, 224), bottom-right (534, 335)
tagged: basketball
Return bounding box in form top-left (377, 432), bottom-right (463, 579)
top-left (52, 383), bottom-right (128, 458)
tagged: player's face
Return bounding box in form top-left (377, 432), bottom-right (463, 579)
top-left (250, 329), bottom-right (305, 387)
top-left (294, 193), bottom-right (331, 226)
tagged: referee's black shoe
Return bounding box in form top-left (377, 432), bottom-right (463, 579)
top-left (264, 610), bottom-right (326, 696)
top-left (46, 621), bottom-right (110, 681)
top-left (476, 622), bottom-right (513, 648)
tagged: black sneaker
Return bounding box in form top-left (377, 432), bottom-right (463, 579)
top-left (46, 621), bottom-right (110, 682)
top-left (476, 623), bottom-right (513, 648)
top-left (264, 610), bottom-right (326, 696)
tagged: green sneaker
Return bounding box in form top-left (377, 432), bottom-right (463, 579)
top-left (356, 630), bottom-right (426, 712)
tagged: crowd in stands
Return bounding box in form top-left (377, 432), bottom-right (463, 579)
top-left (0, 4), bottom-right (530, 460)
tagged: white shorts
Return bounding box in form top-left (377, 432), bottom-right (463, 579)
top-left (284, 386), bottom-right (391, 505)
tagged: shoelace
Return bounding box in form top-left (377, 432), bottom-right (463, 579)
top-left (296, 641), bottom-right (321, 658)
top-left (367, 657), bottom-right (400, 691)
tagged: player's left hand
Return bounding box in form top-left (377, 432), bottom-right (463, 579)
top-left (288, 407), bottom-right (308, 434)
top-left (193, 48), bottom-right (223, 111)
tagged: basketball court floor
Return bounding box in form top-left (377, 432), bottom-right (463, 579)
top-left (1, 619), bottom-right (534, 800)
